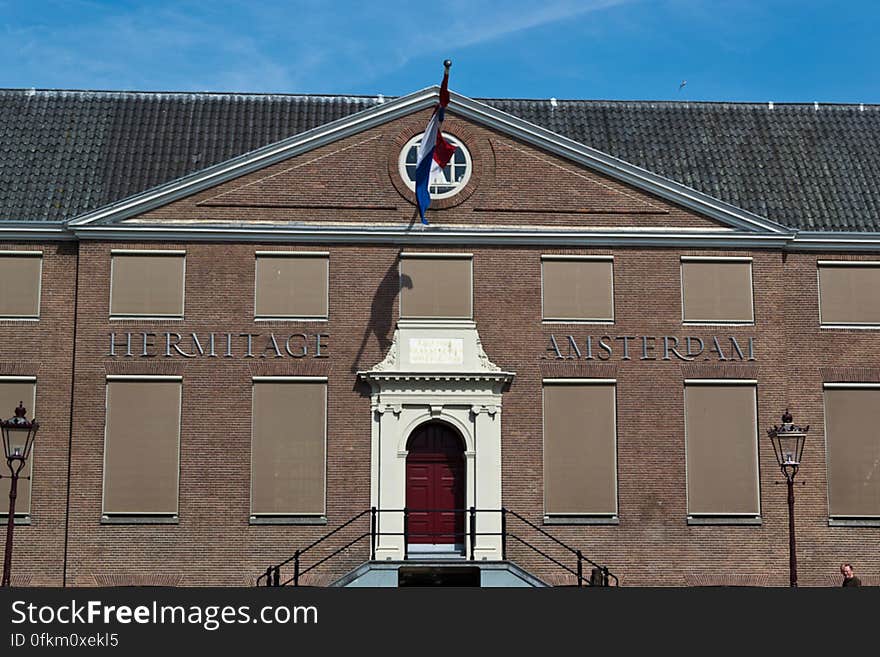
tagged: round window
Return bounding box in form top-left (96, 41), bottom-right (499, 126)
top-left (398, 133), bottom-right (472, 200)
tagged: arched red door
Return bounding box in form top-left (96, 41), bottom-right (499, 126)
top-left (406, 422), bottom-right (465, 547)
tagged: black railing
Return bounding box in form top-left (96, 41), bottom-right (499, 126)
top-left (256, 507), bottom-right (618, 588)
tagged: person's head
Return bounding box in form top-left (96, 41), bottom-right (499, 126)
top-left (840, 563), bottom-right (854, 578)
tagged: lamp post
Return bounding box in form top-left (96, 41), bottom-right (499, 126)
top-left (1, 402), bottom-right (39, 587)
top-left (766, 409), bottom-right (808, 588)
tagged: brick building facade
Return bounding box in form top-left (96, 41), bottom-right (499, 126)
top-left (1, 87), bottom-right (879, 586)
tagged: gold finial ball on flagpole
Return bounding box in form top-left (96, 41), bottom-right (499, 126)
top-left (443, 59), bottom-right (452, 69)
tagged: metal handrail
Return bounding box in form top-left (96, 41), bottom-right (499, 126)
top-left (257, 506), bottom-right (617, 587)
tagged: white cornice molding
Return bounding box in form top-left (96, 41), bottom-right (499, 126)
top-left (65, 85), bottom-right (791, 236)
top-left (0, 222), bottom-right (74, 240)
top-left (70, 223), bottom-right (794, 248)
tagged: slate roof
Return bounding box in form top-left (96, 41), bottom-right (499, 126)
top-left (1, 88), bottom-right (879, 232)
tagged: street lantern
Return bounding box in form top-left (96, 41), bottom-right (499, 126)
top-left (1, 402), bottom-right (39, 587)
top-left (767, 409), bottom-right (808, 588)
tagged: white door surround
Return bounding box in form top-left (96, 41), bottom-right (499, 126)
top-left (359, 320), bottom-right (514, 562)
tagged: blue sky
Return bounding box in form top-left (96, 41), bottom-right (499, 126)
top-left (1, 0), bottom-right (878, 102)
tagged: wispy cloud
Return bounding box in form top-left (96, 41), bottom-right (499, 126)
top-left (0, 0), bottom-right (638, 93)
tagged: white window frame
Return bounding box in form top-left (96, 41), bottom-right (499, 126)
top-left (0, 251), bottom-right (43, 321)
top-left (249, 376), bottom-right (328, 520)
top-left (817, 260), bottom-right (880, 330)
top-left (680, 256), bottom-right (755, 326)
top-left (101, 375), bottom-right (183, 519)
top-left (540, 255), bottom-right (615, 324)
top-left (683, 379), bottom-right (761, 522)
top-left (397, 133), bottom-right (472, 200)
top-left (541, 378), bottom-right (619, 521)
top-left (109, 249), bottom-right (186, 321)
top-left (253, 251), bottom-right (330, 322)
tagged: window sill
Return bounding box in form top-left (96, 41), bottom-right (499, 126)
top-left (828, 517), bottom-right (880, 527)
top-left (687, 515), bottom-right (762, 526)
top-left (101, 515), bottom-right (179, 525)
top-left (543, 515), bottom-right (619, 526)
top-left (541, 319), bottom-right (615, 325)
top-left (254, 317), bottom-right (329, 322)
top-left (109, 316), bottom-right (184, 322)
top-left (681, 321), bottom-right (755, 327)
top-left (820, 324), bottom-right (880, 331)
top-left (250, 516), bottom-right (327, 526)
top-left (0, 515), bottom-right (31, 525)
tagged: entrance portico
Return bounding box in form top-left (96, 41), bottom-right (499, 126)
top-left (359, 320), bottom-right (514, 562)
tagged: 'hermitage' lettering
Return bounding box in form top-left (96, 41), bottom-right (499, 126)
top-left (544, 335), bottom-right (756, 362)
top-left (108, 332), bottom-right (329, 359)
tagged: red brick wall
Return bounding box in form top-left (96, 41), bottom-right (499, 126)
top-left (5, 112), bottom-right (879, 587)
top-left (0, 241), bottom-right (76, 585)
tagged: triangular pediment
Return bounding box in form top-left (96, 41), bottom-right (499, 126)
top-left (68, 87), bottom-right (792, 241)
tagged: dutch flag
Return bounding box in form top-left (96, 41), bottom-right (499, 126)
top-left (415, 61), bottom-right (456, 225)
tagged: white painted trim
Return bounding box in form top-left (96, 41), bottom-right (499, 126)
top-left (0, 252), bottom-right (43, 320)
top-left (254, 251), bottom-right (330, 257)
top-left (399, 254), bottom-right (473, 321)
top-left (683, 382), bottom-right (761, 518)
top-left (0, 224), bottom-right (73, 240)
top-left (541, 380), bottom-right (619, 517)
top-left (71, 223), bottom-right (797, 248)
top-left (541, 256), bottom-right (615, 323)
top-left (400, 252), bottom-right (473, 259)
top-left (250, 378), bottom-right (328, 517)
top-left (253, 252), bottom-right (329, 321)
top-left (680, 258), bottom-right (755, 324)
top-left (251, 376), bottom-right (328, 382)
top-left (680, 255), bottom-right (753, 262)
top-left (820, 324), bottom-right (880, 330)
top-left (101, 377), bottom-right (182, 517)
top-left (63, 86), bottom-right (790, 236)
top-left (109, 251), bottom-right (186, 320)
top-left (110, 249), bottom-right (186, 255)
top-left (823, 383), bottom-right (880, 389)
top-left (542, 378), bottom-right (618, 384)
top-left (817, 259), bottom-right (880, 266)
top-left (540, 254), bottom-right (613, 261)
top-left (683, 379), bottom-right (758, 385)
top-left (109, 316), bottom-right (185, 321)
top-left (106, 375), bottom-right (184, 381)
top-left (0, 376), bottom-right (37, 382)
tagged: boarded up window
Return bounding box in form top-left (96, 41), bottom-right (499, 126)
top-left (818, 263), bottom-right (880, 325)
top-left (542, 258), bottom-right (614, 321)
top-left (255, 254), bottom-right (328, 319)
top-left (103, 378), bottom-right (181, 515)
top-left (110, 253), bottom-right (185, 317)
top-left (543, 382), bottom-right (617, 515)
top-left (251, 380), bottom-right (326, 515)
top-left (681, 259), bottom-right (753, 323)
top-left (0, 254), bottom-right (41, 318)
top-left (824, 387), bottom-right (880, 517)
top-left (0, 379), bottom-right (36, 515)
top-left (400, 256), bottom-right (472, 319)
top-left (685, 383), bottom-right (760, 515)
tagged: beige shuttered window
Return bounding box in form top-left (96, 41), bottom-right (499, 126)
top-left (824, 385), bottom-right (880, 517)
top-left (818, 262), bottom-right (880, 326)
top-left (251, 378), bottom-right (327, 516)
top-left (681, 257), bottom-right (754, 323)
top-left (110, 251), bottom-right (185, 318)
top-left (543, 381), bottom-right (617, 516)
top-left (684, 382), bottom-right (760, 517)
top-left (0, 253), bottom-right (42, 318)
top-left (102, 377), bottom-right (182, 516)
top-left (541, 256), bottom-right (614, 322)
top-left (399, 254), bottom-right (472, 320)
top-left (0, 378), bottom-right (37, 516)
top-left (254, 253), bottom-right (329, 319)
